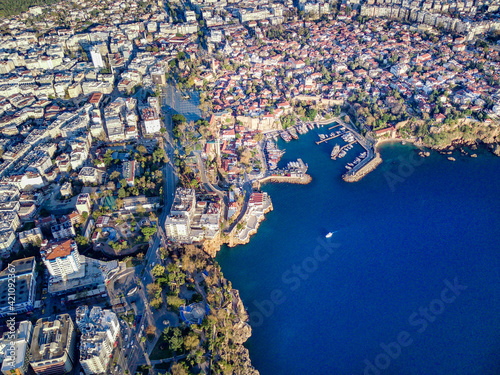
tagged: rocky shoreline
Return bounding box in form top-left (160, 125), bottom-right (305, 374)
top-left (201, 122), bottom-right (498, 375)
top-left (204, 203), bottom-right (274, 257)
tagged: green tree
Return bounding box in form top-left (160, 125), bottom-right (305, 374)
top-left (118, 188), bottom-right (127, 198)
top-left (166, 295), bottom-right (185, 310)
top-left (110, 171), bottom-right (121, 180)
top-left (184, 332), bottom-right (200, 351)
top-left (170, 362), bottom-right (188, 375)
top-left (75, 235), bottom-right (88, 246)
top-left (152, 264), bottom-right (165, 277)
top-left (136, 204), bottom-right (146, 216)
top-left (141, 225), bottom-right (157, 241)
top-left (172, 114), bottom-right (187, 125)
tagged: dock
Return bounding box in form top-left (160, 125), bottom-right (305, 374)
top-left (328, 124), bottom-right (342, 130)
top-left (315, 133), bottom-right (344, 145)
top-left (340, 141), bottom-right (356, 150)
top-left (332, 141), bottom-right (357, 159)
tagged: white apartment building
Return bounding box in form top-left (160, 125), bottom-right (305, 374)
top-left (75, 193), bottom-right (92, 215)
top-left (41, 239), bottom-right (82, 279)
top-left (51, 221), bottom-right (76, 239)
top-left (141, 107), bottom-right (161, 134)
top-left (0, 321), bottom-right (33, 375)
top-left (90, 46), bottom-right (105, 69)
top-left (19, 227), bottom-right (44, 249)
top-left (0, 230), bottom-right (16, 256)
top-left (76, 306), bottom-right (120, 375)
top-left (165, 188), bottom-right (196, 242)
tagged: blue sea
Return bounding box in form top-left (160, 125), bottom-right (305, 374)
top-left (216, 130), bottom-right (500, 375)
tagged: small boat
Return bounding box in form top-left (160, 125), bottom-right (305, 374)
top-left (325, 232), bottom-right (333, 238)
top-left (331, 144), bottom-right (340, 159)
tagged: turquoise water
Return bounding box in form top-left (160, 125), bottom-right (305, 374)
top-left (216, 130), bottom-right (500, 375)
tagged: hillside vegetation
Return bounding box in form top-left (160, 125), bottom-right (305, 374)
top-left (0, 0), bottom-right (57, 18)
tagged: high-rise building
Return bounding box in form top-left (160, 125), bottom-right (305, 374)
top-left (165, 188), bottom-right (196, 242)
top-left (0, 257), bottom-right (37, 318)
top-left (0, 321), bottom-right (33, 375)
top-left (40, 239), bottom-right (81, 280)
top-left (29, 315), bottom-right (77, 375)
top-left (141, 107), bottom-right (161, 134)
top-left (76, 306), bottom-right (120, 375)
top-left (151, 68), bottom-right (166, 85)
top-left (90, 46), bottom-right (104, 69)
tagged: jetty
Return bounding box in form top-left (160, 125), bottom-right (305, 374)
top-left (328, 124), bottom-right (342, 130)
top-left (331, 141), bottom-right (357, 160)
top-left (316, 132), bottom-right (348, 145)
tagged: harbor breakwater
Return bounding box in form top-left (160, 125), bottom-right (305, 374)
top-left (255, 174), bottom-right (312, 188)
top-left (343, 153), bottom-right (382, 182)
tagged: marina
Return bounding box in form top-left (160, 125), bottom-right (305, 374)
top-left (266, 117), bottom-right (376, 183)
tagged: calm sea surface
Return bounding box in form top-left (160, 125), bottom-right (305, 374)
top-left (216, 130), bottom-right (500, 375)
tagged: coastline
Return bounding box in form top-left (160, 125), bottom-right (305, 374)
top-left (210, 127), bottom-right (498, 373)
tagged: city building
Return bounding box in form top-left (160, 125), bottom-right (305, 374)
top-left (51, 221), bottom-right (76, 240)
top-left (18, 227), bottom-right (44, 249)
top-left (165, 188), bottom-right (196, 242)
top-left (76, 306), bottom-right (120, 375)
top-left (40, 239), bottom-right (82, 280)
top-left (0, 321), bottom-right (33, 375)
top-left (122, 160), bottom-right (135, 186)
top-left (0, 257), bottom-right (37, 318)
top-left (151, 68), bottom-right (166, 85)
top-left (60, 182), bottom-right (72, 198)
top-left (29, 314), bottom-right (77, 375)
top-left (121, 195), bottom-right (160, 212)
top-left (0, 231), bottom-right (16, 257)
top-left (90, 46), bottom-right (105, 69)
top-left (141, 107), bottom-right (161, 135)
top-left (78, 167), bottom-right (101, 184)
top-left (75, 193), bottom-right (92, 215)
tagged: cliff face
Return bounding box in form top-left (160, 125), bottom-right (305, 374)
top-left (492, 144), bottom-right (500, 156)
top-left (220, 290), bottom-right (257, 374)
top-left (399, 119), bottom-right (500, 152)
top-left (203, 234), bottom-right (222, 257)
top-left (203, 199), bottom-right (274, 256)
top-left (174, 246), bottom-right (258, 375)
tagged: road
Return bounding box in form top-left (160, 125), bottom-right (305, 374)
top-left (127, 85), bottom-right (181, 375)
top-left (194, 152), bottom-right (225, 198)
